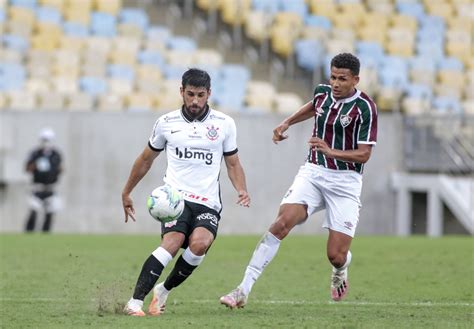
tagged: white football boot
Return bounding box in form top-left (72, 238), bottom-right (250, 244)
top-left (123, 298), bottom-right (145, 316)
top-left (220, 287), bottom-right (248, 309)
top-left (148, 282), bottom-right (169, 316)
top-left (331, 268), bottom-right (349, 301)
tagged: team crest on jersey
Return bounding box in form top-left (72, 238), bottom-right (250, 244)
top-left (340, 114), bottom-right (352, 127)
top-left (206, 125), bottom-right (219, 141)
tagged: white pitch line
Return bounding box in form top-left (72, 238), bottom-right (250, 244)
top-left (1, 298), bottom-right (472, 307)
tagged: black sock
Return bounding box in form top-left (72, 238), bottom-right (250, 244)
top-left (25, 210), bottom-right (37, 232)
top-left (42, 213), bottom-right (53, 232)
top-left (164, 255), bottom-right (197, 291)
top-left (132, 255), bottom-right (165, 300)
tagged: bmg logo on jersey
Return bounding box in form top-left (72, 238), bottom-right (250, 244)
top-left (175, 147), bottom-right (213, 165)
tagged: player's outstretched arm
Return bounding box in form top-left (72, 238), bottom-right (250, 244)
top-left (224, 153), bottom-right (250, 207)
top-left (272, 101), bottom-right (314, 144)
top-left (122, 146), bottom-right (160, 222)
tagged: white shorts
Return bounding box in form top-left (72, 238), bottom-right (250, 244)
top-left (29, 194), bottom-right (62, 213)
top-left (281, 162), bottom-right (362, 237)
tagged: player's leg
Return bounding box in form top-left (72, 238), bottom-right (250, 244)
top-left (322, 169), bottom-right (361, 301)
top-left (220, 203), bottom-right (308, 309)
top-left (149, 206), bottom-right (219, 315)
top-left (221, 164), bottom-right (323, 309)
top-left (25, 210), bottom-right (37, 232)
top-left (124, 232), bottom-right (184, 316)
top-left (25, 193), bottom-right (43, 232)
top-left (163, 227), bottom-right (213, 290)
top-left (42, 213), bottom-right (53, 232)
top-left (327, 230), bottom-right (352, 301)
top-left (42, 194), bottom-right (58, 233)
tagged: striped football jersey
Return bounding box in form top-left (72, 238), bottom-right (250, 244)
top-left (308, 84), bottom-right (378, 174)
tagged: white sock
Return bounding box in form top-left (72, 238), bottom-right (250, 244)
top-left (128, 298), bottom-right (143, 309)
top-left (239, 232), bottom-right (281, 296)
top-left (182, 247), bottom-right (205, 266)
top-left (152, 246), bottom-right (173, 267)
top-left (333, 250), bottom-right (352, 273)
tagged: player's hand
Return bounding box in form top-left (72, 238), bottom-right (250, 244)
top-left (308, 137), bottom-right (331, 156)
top-left (236, 190), bottom-right (250, 207)
top-left (272, 122), bottom-right (290, 144)
top-left (122, 194), bottom-right (136, 223)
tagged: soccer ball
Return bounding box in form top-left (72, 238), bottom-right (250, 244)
top-left (147, 185), bottom-right (185, 223)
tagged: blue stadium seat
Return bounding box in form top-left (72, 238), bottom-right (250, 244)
top-left (417, 28), bottom-right (444, 47)
top-left (356, 53), bottom-right (381, 70)
top-left (119, 8), bottom-right (149, 30)
top-left (219, 64), bottom-right (251, 83)
top-left (107, 64), bottom-right (135, 81)
top-left (409, 56), bottom-right (436, 72)
top-left (419, 15), bottom-right (445, 33)
top-left (405, 83), bottom-right (433, 99)
top-left (79, 76), bottom-right (107, 95)
top-left (252, 0), bottom-right (279, 13)
top-left (2, 34), bottom-right (29, 52)
top-left (10, 0), bottom-right (36, 9)
top-left (0, 63), bottom-right (26, 91)
top-left (416, 42), bottom-right (445, 62)
top-left (0, 8), bottom-right (5, 23)
top-left (36, 6), bottom-right (62, 24)
top-left (304, 15), bottom-right (332, 30)
top-left (163, 65), bottom-right (187, 79)
top-left (356, 41), bottom-right (385, 58)
top-left (381, 56), bottom-right (408, 72)
top-left (379, 67), bottom-right (409, 89)
top-left (433, 96), bottom-right (462, 114)
top-left (138, 50), bottom-right (166, 70)
top-left (91, 12), bottom-right (117, 37)
top-left (295, 39), bottom-right (325, 71)
top-left (279, 0), bottom-right (308, 17)
top-left (212, 90), bottom-right (245, 111)
top-left (166, 36), bottom-right (197, 51)
top-left (63, 22), bottom-right (89, 37)
top-left (147, 26), bottom-right (171, 42)
top-left (396, 2), bottom-right (425, 20)
top-left (437, 57), bottom-right (464, 71)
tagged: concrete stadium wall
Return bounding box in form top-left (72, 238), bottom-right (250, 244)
top-left (0, 111), bottom-right (402, 235)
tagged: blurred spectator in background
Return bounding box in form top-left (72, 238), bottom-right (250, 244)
top-left (24, 128), bottom-right (63, 233)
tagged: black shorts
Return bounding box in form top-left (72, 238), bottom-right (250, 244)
top-left (161, 200), bottom-right (220, 249)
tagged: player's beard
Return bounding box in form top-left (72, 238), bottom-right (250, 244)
top-left (184, 103), bottom-right (207, 119)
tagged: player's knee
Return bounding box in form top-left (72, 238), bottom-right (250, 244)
top-left (269, 217), bottom-right (292, 240)
top-left (327, 250), bottom-right (346, 268)
top-left (188, 240), bottom-right (209, 256)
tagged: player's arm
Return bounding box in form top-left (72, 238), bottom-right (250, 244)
top-left (122, 146), bottom-right (161, 222)
top-left (272, 100), bottom-right (314, 144)
top-left (224, 153), bottom-right (250, 207)
top-left (308, 138), bottom-right (373, 163)
top-left (25, 152), bottom-right (37, 172)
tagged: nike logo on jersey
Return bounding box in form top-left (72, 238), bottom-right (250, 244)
top-left (171, 130), bottom-right (181, 134)
top-left (150, 270), bottom-right (160, 277)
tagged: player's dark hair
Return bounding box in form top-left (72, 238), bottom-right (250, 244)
top-left (331, 53), bottom-right (360, 76)
top-left (182, 68), bottom-right (211, 90)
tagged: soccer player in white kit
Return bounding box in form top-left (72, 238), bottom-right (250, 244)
top-left (122, 68), bottom-right (250, 316)
top-left (220, 53), bottom-right (378, 308)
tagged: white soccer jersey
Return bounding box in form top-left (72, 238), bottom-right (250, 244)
top-left (148, 106), bottom-right (238, 212)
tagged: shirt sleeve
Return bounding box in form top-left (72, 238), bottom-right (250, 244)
top-left (148, 117), bottom-right (166, 151)
top-left (223, 117), bottom-right (238, 155)
top-left (357, 99), bottom-right (378, 145)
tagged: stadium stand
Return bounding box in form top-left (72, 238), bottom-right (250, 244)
top-left (0, 0), bottom-right (472, 116)
top-left (0, 0), bottom-right (267, 113)
top-left (191, 0), bottom-right (473, 115)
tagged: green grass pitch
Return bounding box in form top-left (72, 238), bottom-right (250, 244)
top-left (0, 234), bottom-right (472, 328)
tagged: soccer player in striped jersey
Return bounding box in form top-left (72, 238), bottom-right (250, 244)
top-left (122, 68), bottom-right (250, 316)
top-left (220, 53), bottom-right (377, 308)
